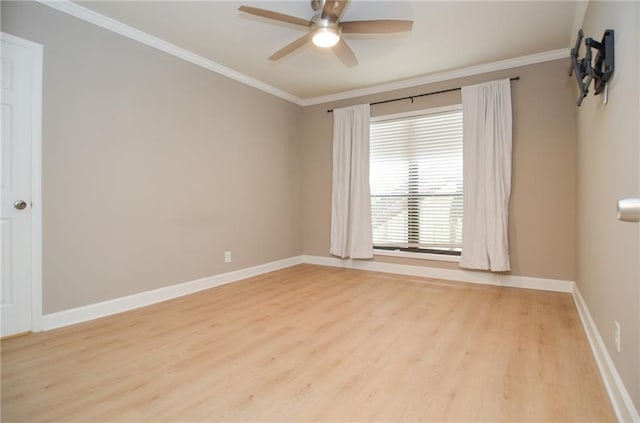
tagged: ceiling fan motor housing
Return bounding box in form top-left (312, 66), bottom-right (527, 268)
top-left (310, 14), bottom-right (341, 34)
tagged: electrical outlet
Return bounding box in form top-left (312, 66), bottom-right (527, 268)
top-left (614, 321), bottom-right (621, 353)
top-left (224, 251), bottom-right (232, 263)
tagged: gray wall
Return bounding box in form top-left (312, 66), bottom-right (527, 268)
top-left (576, 1), bottom-right (640, 410)
top-left (301, 59), bottom-right (578, 282)
top-left (1, 1), bottom-right (303, 314)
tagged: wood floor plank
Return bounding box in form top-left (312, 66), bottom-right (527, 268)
top-left (1, 264), bottom-right (616, 422)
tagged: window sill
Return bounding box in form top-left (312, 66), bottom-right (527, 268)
top-left (373, 248), bottom-right (461, 263)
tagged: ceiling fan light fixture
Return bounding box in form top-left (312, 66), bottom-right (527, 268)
top-left (312, 27), bottom-right (340, 48)
top-left (239, 1), bottom-right (413, 67)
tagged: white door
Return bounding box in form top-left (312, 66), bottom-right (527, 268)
top-left (1, 33), bottom-right (42, 337)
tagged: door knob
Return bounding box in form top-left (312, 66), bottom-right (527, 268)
top-left (617, 198), bottom-right (640, 222)
top-left (13, 200), bottom-right (27, 210)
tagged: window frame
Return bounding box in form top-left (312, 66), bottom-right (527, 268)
top-left (370, 104), bottom-right (463, 262)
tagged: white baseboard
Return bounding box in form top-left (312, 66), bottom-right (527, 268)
top-left (41, 254), bottom-right (573, 331)
top-left (301, 255), bottom-right (574, 292)
top-left (42, 256), bottom-right (303, 331)
top-left (572, 286), bottom-right (640, 423)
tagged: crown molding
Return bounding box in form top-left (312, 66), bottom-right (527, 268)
top-left (37, 1), bottom-right (570, 108)
top-left (36, 0), bottom-right (304, 105)
top-left (300, 48), bottom-right (570, 106)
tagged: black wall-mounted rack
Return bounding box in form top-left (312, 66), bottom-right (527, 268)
top-left (568, 29), bottom-right (615, 106)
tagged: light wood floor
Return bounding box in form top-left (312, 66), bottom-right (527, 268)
top-left (1, 264), bottom-right (615, 422)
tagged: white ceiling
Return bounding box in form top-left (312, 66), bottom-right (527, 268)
top-left (74, 1), bottom-right (582, 100)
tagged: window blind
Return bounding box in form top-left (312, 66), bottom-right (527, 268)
top-left (370, 107), bottom-right (463, 253)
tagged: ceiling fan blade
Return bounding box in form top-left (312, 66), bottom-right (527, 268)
top-left (238, 6), bottom-right (310, 28)
top-left (322, 0), bottom-right (349, 22)
top-left (333, 38), bottom-right (357, 67)
top-left (269, 33), bottom-right (312, 61)
top-left (341, 20), bottom-right (414, 34)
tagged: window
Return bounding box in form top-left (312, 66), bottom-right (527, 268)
top-left (370, 105), bottom-right (463, 256)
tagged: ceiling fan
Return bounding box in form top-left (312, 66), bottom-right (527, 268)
top-left (238, 0), bottom-right (413, 67)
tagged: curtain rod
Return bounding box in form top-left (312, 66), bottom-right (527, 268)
top-left (326, 76), bottom-right (520, 113)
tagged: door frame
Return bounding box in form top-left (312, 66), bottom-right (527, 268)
top-left (1, 32), bottom-right (43, 332)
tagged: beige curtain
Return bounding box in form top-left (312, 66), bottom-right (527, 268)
top-left (460, 79), bottom-right (513, 272)
top-left (330, 104), bottom-right (373, 259)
